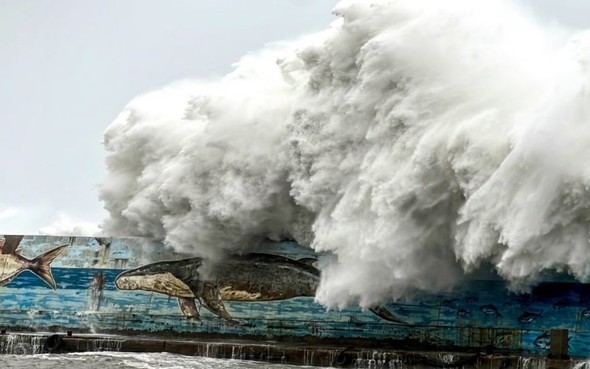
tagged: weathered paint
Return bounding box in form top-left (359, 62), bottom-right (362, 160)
top-left (1, 235), bottom-right (590, 357)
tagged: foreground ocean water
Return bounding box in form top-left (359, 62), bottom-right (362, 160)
top-left (0, 352), bottom-right (332, 369)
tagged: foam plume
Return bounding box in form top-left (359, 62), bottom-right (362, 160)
top-left (100, 0), bottom-right (590, 308)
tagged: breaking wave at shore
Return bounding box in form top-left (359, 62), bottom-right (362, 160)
top-left (0, 352), bottom-right (317, 369)
top-left (100, 0), bottom-right (590, 309)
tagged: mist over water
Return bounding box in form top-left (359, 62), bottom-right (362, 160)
top-left (100, 0), bottom-right (590, 309)
top-left (0, 352), bottom-right (317, 369)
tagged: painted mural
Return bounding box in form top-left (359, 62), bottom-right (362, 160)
top-left (114, 253), bottom-right (405, 324)
top-left (0, 236), bottom-right (67, 289)
top-left (2, 234), bottom-right (590, 357)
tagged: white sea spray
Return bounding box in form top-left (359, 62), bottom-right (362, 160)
top-left (100, 0), bottom-right (590, 309)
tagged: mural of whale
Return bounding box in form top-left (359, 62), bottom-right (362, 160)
top-left (115, 253), bottom-right (407, 324)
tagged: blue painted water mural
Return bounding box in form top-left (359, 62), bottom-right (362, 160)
top-left (1, 235), bottom-right (590, 357)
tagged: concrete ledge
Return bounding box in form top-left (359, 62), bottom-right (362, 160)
top-left (0, 333), bottom-right (577, 368)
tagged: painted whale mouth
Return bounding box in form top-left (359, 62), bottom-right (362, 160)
top-left (115, 272), bottom-right (195, 298)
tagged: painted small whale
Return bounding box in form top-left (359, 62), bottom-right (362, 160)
top-left (115, 253), bottom-right (407, 324)
top-left (518, 311), bottom-right (543, 324)
top-left (479, 304), bottom-right (502, 318)
top-left (0, 236), bottom-right (67, 289)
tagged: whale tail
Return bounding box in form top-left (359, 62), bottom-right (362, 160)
top-left (369, 306), bottom-right (408, 324)
top-left (27, 244), bottom-right (68, 289)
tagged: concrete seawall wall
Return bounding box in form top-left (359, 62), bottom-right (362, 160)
top-left (0, 234), bottom-right (588, 359)
top-left (0, 333), bottom-right (572, 368)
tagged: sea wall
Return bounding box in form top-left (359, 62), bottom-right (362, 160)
top-left (0, 235), bottom-right (588, 358)
top-left (0, 332), bottom-right (566, 368)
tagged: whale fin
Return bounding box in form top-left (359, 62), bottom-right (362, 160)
top-left (297, 257), bottom-right (318, 267)
top-left (178, 297), bottom-right (200, 320)
top-left (201, 283), bottom-right (238, 324)
top-left (369, 306), bottom-right (408, 325)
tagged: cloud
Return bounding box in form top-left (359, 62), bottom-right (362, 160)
top-left (0, 205), bottom-right (24, 221)
top-left (39, 211), bottom-right (101, 237)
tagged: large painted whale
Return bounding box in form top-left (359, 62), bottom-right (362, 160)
top-left (115, 253), bottom-right (406, 324)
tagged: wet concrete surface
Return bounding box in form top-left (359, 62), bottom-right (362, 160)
top-left (0, 332), bottom-right (578, 368)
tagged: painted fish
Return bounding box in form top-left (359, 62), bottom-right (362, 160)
top-left (493, 331), bottom-right (514, 346)
top-left (457, 308), bottom-right (470, 318)
top-left (534, 331), bottom-right (551, 350)
top-left (115, 253), bottom-right (407, 324)
top-left (581, 307), bottom-right (590, 319)
top-left (0, 238), bottom-right (67, 289)
top-left (479, 304), bottom-right (502, 318)
top-left (518, 311), bottom-right (543, 324)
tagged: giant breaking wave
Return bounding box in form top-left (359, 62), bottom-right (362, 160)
top-left (99, 0), bottom-right (590, 309)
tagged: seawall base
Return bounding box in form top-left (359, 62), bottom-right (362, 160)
top-left (0, 332), bottom-right (579, 368)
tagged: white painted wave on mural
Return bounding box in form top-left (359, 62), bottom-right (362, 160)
top-left (100, 0), bottom-right (590, 308)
